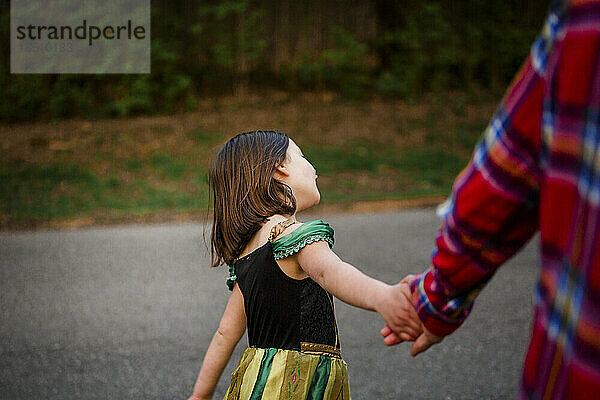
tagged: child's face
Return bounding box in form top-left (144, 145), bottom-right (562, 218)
top-left (279, 139), bottom-right (320, 212)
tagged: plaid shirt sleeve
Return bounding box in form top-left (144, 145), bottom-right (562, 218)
top-left (410, 26), bottom-right (553, 337)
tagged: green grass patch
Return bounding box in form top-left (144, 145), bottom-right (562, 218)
top-left (391, 148), bottom-right (466, 197)
top-left (187, 128), bottom-right (224, 144)
top-left (392, 147), bottom-right (466, 183)
top-left (304, 141), bottom-right (384, 174)
top-left (454, 120), bottom-right (488, 152)
top-left (1, 116), bottom-right (485, 228)
top-left (1, 161), bottom-right (103, 221)
top-left (95, 151), bottom-right (115, 162)
top-left (124, 158), bottom-right (143, 171)
top-left (149, 152), bottom-right (188, 180)
top-left (305, 140), bottom-right (467, 176)
top-left (124, 180), bottom-right (207, 212)
top-left (302, 141), bottom-right (470, 205)
top-left (0, 160), bottom-right (209, 224)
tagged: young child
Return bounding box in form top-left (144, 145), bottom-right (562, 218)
top-left (189, 130), bottom-right (421, 399)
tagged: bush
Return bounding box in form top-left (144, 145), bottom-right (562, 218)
top-left (0, 0), bottom-right (543, 122)
top-left (293, 26), bottom-right (375, 100)
top-left (375, 3), bottom-right (460, 98)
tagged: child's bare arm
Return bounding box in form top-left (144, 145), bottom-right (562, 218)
top-left (296, 242), bottom-right (422, 340)
top-left (189, 284), bottom-right (246, 400)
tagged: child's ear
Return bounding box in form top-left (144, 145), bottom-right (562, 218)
top-left (274, 162), bottom-right (289, 179)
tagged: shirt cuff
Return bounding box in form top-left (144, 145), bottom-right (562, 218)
top-left (410, 269), bottom-right (474, 337)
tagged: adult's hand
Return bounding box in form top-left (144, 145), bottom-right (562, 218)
top-left (380, 272), bottom-right (443, 355)
top-left (381, 318), bottom-right (443, 355)
top-left (399, 273), bottom-right (444, 355)
top-left (410, 326), bottom-right (443, 356)
top-left (375, 281), bottom-right (423, 342)
top-left (379, 274), bottom-right (423, 345)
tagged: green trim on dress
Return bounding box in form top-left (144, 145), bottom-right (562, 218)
top-left (271, 220), bottom-right (334, 260)
top-left (226, 220), bottom-right (334, 290)
top-left (226, 264), bottom-right (237, 291)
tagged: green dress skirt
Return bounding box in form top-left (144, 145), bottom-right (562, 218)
top-left (223, 346), bottom-right (350, 399)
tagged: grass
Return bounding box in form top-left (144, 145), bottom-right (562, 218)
top-left (306, 144), bottom-right (468, 204)
top-left (0, 93), bottom-right (495, 229)
top-left (0, 161), bottom-right (209, 225)
top-left (304, 141), bottom-right (381, 174)
top-left (149, 152), bottom-right (188, 180)
top-left (187, 128), bottom-right (224, 144)
top-left (124, 158), bottom-right (143, 171)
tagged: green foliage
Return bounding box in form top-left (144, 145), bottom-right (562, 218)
top-left (149, 152), bottom-right (188, 180)
top-left (293, 26), bottom-right (374, 99)
top-left (464, 1), bottom-right (539, 91)
top-left (111, 76), bottom-right (153, 117)
top-left (47, 78), bottom-right (94, 119)
top-left (198, 2), bottom-right (266, 67)
top-left (0, 0), bottom-right (544, 122)
top-left (187, 129), bottom-right (224, 144)
top-left (193, 0), bottom-right (266, 91)
top-left (0, 75), bottom-right (47, 122)
top-left (375, 3), bottom-right (461, 98)
top-left (374, 1), bottom-right (540, 98)
top-left (124, 158), bottom-right (143, 171)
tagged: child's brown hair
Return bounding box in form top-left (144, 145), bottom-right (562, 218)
top-left (209, 130), bottom-right (296, 267)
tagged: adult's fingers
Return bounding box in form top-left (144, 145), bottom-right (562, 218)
top-left (410, 334), bottom-right (433, 356)
top-left (410, 329), bottom-right (442, 357)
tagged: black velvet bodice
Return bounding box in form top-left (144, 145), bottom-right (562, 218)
top-left (233, 241), bottom-right (339, 351)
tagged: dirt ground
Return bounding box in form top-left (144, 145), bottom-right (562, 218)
top-left (0, 92), bottom-right (496, 163)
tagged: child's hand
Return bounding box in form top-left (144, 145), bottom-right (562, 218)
top-left (400, 274), bottom-right (417, 285)
top-left (383, 272), bottom-right (419, 344)
top-left (381, 322), bottom-right (443, 356)
top-left (378, 274), bottom-right (421, 345)
top-left (380, 324), bottom-right (402, 346)
top-left (374, 281), bottom-right (423, 342)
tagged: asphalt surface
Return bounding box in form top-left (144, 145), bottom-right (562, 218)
top-left (0, 209), bottom-right (539, 399)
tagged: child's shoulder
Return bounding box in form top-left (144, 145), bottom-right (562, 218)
top-left (270, 218), bottom-right (333, 241)
top-left (270, 219), bottom-right (334, 260)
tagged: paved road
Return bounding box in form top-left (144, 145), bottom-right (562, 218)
top-left (1, 209), bottom-right (539, 399)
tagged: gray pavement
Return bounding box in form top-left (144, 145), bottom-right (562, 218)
top-left (0, 209), bottom-right (539, 399)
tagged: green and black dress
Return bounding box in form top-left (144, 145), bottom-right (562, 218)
top-left (224, 219), bottom-right (351, 399)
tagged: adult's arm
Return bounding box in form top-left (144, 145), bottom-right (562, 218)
top-left (410, 24), bottom-right (555, 341)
